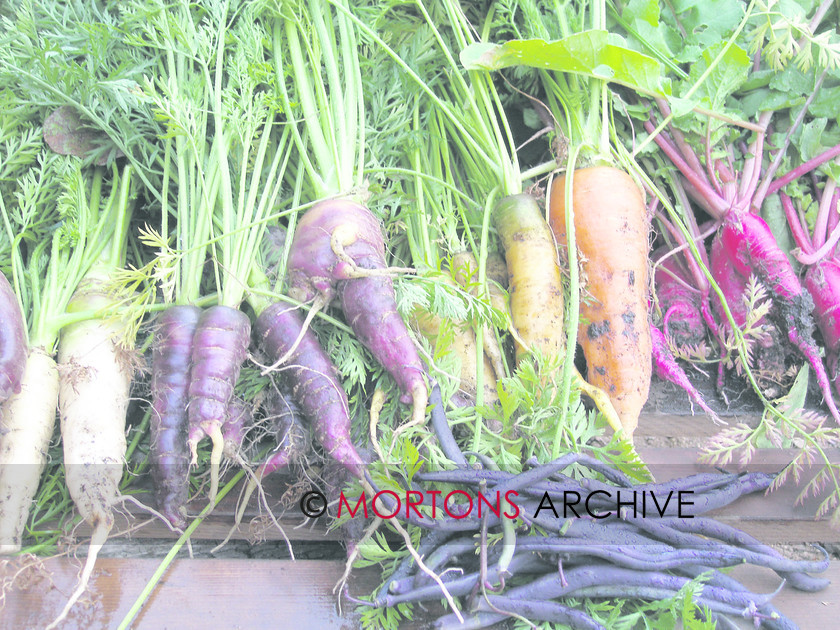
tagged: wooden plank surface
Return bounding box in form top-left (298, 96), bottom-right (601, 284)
top-left (0, 558), bottom-right (378, 630)
top-left (2, 557), bottom-right (837, 630)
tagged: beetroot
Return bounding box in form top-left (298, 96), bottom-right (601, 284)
top-left (804, 258), bottom-right (840, 395)
top-left (719, 213), bottom-right (835, 409)
top-left (645, 111), bottom-right (840, 421)
top-left (710, 229), bottom-right (788, 393)
top-left (650, 323), bottom-right (720, 423)
top-left (805, 259), bottom-right (840, 355)
top-left (709, 233), bottom-right (753, 330)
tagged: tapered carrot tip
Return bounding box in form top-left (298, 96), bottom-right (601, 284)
top-left (206, 423), bottom-right (224, 506)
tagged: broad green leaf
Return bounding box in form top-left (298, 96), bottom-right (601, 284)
top-left (810, 81), bottom-right (840, 119)
top-left (681, 41), bottom-right (750, 111)
top-left (798, 117), bottom-right (840, 179)
top-left (460, 30), bottom-right (666, 98)
top-left (624, 0), bottom-right (683, 60)
top-left (666, 95), bottom-right (697, 118)
top-left (769, 64), bottom-right (820, 94)
top-left (670, 0), bottom-right (746, 55)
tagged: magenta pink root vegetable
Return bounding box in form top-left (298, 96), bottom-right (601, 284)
top-left (710, 228), bottom-right (786, 392)
top-left (804, 258), bottom-right (840, 396)
top-left (804, 259), bottom-right (840, 355)
top-left (255, 301), bottom-right (365, 478)
top-left (187, 305), bottom-right (251, 502)
top-left (150, 304), bottom-right (201, 528)
top-left (645, 110), bottom-right (840, 420)
top-left (654, 256), bottom-right (706, 347)
top-left (720, 213), bottom-right (839, 420)
top-left (650, 323), bottom-right (721, 423)
top-left (710, 232), bottom-right (754, 330)
top-left (287, 198), bottom-right (427, 427)
top-left (0, 272), bottom-right (27, 403)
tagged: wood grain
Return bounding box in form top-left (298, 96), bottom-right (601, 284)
top-left (2, 557), bottom-right (836, 629)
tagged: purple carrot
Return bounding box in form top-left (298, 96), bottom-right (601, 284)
top-left (651, 323), bottom-right (722, 423)
top-left (0, 272), bottom-right (27, 403)
top-left (254, 390), bottom-right (308, 477)
top-left (225, 390), bottom-right (308, 530)
top-left (187, 305), bottom-right (252, 504)
top-left (254, 301), bottom-right (365, 477)
top-left (221, 397), bottom-right (254, 460)
top-left (287, 198), bottom-right (428, 428)
top-left (149, 304), bottom-right (201, 528)
top-left (338, 273), bottom-right (426, 410)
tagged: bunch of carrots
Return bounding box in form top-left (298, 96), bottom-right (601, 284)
top-left (0, 0), bottom-right (839, 627)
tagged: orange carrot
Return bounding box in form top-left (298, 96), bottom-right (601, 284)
top-left (549, 166), bottom-right (652, 438)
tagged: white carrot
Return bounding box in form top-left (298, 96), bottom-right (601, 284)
top-left (46, 280), bottom-right (136, 629)
top-left (42, 164), bottom-right (142, 629)
top-left (0, 349), bottom-right (59, 553)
